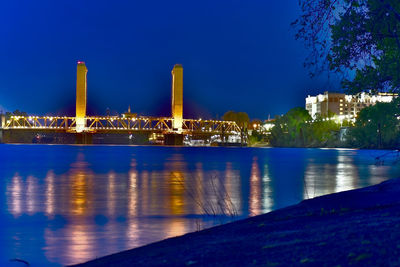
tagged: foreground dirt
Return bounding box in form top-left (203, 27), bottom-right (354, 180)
top-left (71, 178), bottom-right (400, 266)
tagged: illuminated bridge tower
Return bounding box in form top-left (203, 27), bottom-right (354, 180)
top-left (75, 61), bottom-right (88, 133)
top-left (171, 64), bottom-right (183, 132)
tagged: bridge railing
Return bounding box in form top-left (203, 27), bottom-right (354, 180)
top-left (2, 115), bottom-right (241, 134)
top-left (182, 119), bottom-right (241, 133)
top-left (2, 116), bottom-right (76, 129)
top-left (86, 116), bottom-right (173, 131)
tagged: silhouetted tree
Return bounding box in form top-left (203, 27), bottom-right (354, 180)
top-left (5, 110), bottom-right (28, 119)
top-left (293, 0), bottom-right (400, 93)
top-left (223, 111), bottom-right (250, 145)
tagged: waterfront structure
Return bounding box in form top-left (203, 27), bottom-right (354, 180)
top-left (171, 64), bottom-right (183, 131)
top-left (76, 61), bottom-right (88, 132)
top-left (0, 63), bottom-right (241, 144)
top-left (305, 91), bottom-right (396, 119)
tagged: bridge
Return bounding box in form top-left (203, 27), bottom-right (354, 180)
top-left (0, 63), bottom-right (241, 145)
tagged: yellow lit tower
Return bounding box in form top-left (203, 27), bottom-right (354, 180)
top-left (75, 61), bottom-right (88, 132)
top-left (171, 64), bottom-right (183, 131)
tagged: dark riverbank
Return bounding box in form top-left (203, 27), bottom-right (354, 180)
top-left (70, 178), bottom-right (400, 266)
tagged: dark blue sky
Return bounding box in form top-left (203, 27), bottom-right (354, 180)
top-left (0, 0), bottom-right (339, 119)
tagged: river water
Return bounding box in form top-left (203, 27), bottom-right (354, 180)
top-left (1, 145), bottom-right (400, 266)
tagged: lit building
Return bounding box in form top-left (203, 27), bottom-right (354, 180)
top-left (305, 91), bottom-right (396, 119)
top-left (75, 61), bottom-right (88, 132)
top-left (261, 119), bottom-right (275, 133)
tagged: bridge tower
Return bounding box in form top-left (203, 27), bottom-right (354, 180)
top-left (76, 61), bottom-right (88, 132)
top-left (171, 64), bottom-right (183, 132)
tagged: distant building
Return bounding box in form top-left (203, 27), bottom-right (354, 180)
top-left (261, 119), bottom-right (275, 133)
top-left (122, 105), bottom-right (137, 118)
top-left (305, 91), bottom-right (396, 119)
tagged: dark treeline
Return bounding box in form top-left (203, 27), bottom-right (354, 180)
top-left (270, 99), bottom-right (400, 149)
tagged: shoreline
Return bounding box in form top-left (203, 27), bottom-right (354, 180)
top-left (70, 178), bottom-right (400, 266)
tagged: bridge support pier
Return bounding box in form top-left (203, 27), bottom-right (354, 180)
top-left (164, 133), bottom-right (183, 146)
top-left (76, 133), bottom-right (92, 144)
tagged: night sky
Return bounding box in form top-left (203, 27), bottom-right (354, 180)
top-left (0, 0), bottom-right (340, 120)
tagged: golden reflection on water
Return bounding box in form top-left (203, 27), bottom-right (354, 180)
top-left (165, 218), bottom-right (187, 238)
top-left (141, 170), bottom-right (149, 215)
top-left (26, 175), bottom-right (38, 215)
top-left (249, 157), bottom-right (261, 216)
top-left (68, 152), bottom-right (93, 217)
top-left (126, 165), bottom-right (139, 246)
top-left (44, 222), bottom-right (98, 265)
top-left (47, 223), bottom-right (94, 265)
top-left (45, 171), bottom-right (55, 216)
top-left (225, 162), bottom-right (241, 216)
top-left (169, 171), bottom-right (185, 215)
top-left (107, 171), bottom-right (116, 217)
top-left (166, 154), bottom-right (186, 216)
top-left (69, 224), bottom-right (92, 262)
top-left (50, 152), bottom-right (94, 264)
top-left (193, 162), bottom-right (204, 214)
top-left (128, 161), bottom-right (138, 217)
top-left (6, 147), bottom-right (399, 266)
top-left (70, 170), bottom-right (88, 216)
top-left (8, 174), bottom-right (22, 217)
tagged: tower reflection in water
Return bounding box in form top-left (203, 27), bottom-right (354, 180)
top-left (250, 157), bottom-right (261, 216)
top-left (5, 151), bottom-right (270, 265)
top-left (3, 147), bottom-right (399, 266)
top-left (45, 152), bottom-right (96, 264)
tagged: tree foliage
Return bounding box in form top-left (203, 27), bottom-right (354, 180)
top-left (5, 110), bottom-right (28, 119)
top-left (306, 112), bottom-right (341, 146)
top-left (293, 0), bottom-right (400, 93)
top-left (222, 111), bottom-right (250, 129)
top-left (222, 111), bottom-right (250, 145)
top-left (346, 98), bottom-right (400, 148)
top-left (270, 107), bottom-right (343, 147)
top-left (270, 107), bottom-right (311, 147)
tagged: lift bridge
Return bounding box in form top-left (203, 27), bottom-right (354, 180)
top-left (0, 63), bottom-right (241, 145)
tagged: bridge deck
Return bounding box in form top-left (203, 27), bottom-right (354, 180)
top-left (2, 116), bottom-right (241, 134)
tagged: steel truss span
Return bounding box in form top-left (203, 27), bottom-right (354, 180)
top-left (3, 116), bottom-right (241, 134)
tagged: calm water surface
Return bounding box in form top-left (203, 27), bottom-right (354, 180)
top-left (1, 145), bottom-right (400, 266)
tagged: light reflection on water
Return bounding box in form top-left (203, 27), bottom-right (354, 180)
top-left (1, 145), bottom-right (400, 266)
